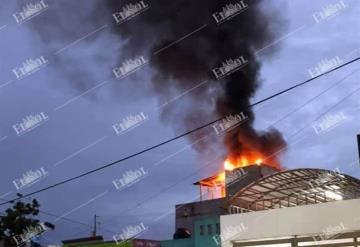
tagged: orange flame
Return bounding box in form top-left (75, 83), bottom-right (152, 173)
top-left (199, 152), bottom-right (275, 199)
top-left (214, 154), bottom-right (264, 197)
top-left (223, 153), bottom-right (264, 171)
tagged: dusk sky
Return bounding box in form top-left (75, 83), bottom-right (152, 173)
top-left (0, 0), bottom-right (359, 245)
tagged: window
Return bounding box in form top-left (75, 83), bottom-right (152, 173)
top-left (216, 223), bottom-right (220, 234)
top-left (208, 224), bottom-right (213, 235)
top-left (200, 225), bottom-right (205, 235)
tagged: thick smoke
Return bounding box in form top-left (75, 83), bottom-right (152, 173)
top-left (103, 0), bottom-right (287, 167)
top-left (24, 0), bottom-right (287, 166)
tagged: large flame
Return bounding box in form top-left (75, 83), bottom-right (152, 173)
top-left (199, 151), bottom-right (281, 199)
top-left (216, 152), bottom-right (264, 197)
top-left (207, 154), bottom-right (265, 198)
top-left (223, 153), bottom-right (264, 171)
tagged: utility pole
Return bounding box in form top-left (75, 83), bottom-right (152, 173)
top-left (92, 214), bottom-right (98, 237)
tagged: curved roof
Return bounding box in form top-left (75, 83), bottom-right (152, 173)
top-left (228, 168), bottom-right (360, 212)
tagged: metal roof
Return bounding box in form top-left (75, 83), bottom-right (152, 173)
top-left (228, 168), bottom-right (360, 212)
top-left (193, 174), bottom-right (222, 187)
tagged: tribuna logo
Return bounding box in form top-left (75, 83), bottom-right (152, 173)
top-left (213, 223), bottom-right (248, 245)
top-left (319, 223), bottom-right (347, 240)
top-left (13, 0), bottom-right (49, 24)
top-left (112, 168), bottom-right (148, 191)
top-left (13, 222), bottom-right (48, 246)
top-left (13, 167), bottom-right (48, 190)
top-left (312, 223), bottom-right (347, 244)
top-left (308, 56), bottom-right (342, 78)
top-left (226, 168), bottom-right (248, 186)
top-left (313, 1), bottom-right (347, 23)
top-left (212, 56), bottom-right (248, 79)
top-left (112, 56), bottom-right (148, 79)
top-left (113, 223), bottom-right (148, 244)
top-left (12, 56), bottom-right (48, 79)
top-left (312, 112), bottom-right (346, 135)
top-left (212, 112), bottom-right (248, 135)
top-left (112, 0), bottom-right (149, 25)
top-left (212, 1), bottom-right (248, 24)
top-left (13, 112), bottom-right (49, 136)
top-left (112, 112), bottom-right (148, 136)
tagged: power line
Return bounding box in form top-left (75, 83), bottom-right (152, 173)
top-left (269, 68), bottom-right (360, 128)
top-left (39, 210), bottom-right (93, 229)
top-left (93, 66), bottom-right (360, 225)
top-left (0, 197), bottom-right (117, 235)
top-left (39, 211), bottom-right (117, 235)
top-left (35, 202), bottom-right (117, 235)
top-left (1, 56), bottom-right (359, 206)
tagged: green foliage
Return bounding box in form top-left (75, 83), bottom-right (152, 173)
top-left (0, 197), bottom-right (54, 246)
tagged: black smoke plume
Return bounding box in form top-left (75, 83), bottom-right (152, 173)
top-left (103, 0), bottom-right (287, 167)
top-left (23, 0), bottom-right (288, 167)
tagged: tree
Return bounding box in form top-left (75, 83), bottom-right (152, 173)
top-left (0, 195), bottom-right (54, 247)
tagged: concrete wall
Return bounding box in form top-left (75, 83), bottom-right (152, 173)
top-left (220, 198), bottom-right (360, 247)
top-left (194, 217), bottom-right (220, 247)
top-left (175, 198), bottom-right (227, 234)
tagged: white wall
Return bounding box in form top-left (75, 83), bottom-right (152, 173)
top-left (220, 198), bottom-right (360, 247)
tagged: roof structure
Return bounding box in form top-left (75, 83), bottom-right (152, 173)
top-left (228, 168), bottom-right (360, 213)
top-left (193, 174), bottom-right (223, 187)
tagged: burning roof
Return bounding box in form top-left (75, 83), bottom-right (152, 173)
top-left (194, 162), bottom-right (282, 200)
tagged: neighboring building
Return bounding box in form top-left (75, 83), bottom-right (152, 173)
top-left (175, 198), bottom-right (226, 236)
top-left (222, 198), bottom-right (360, 247)
top-left (221, 168), bottom-right (360, 247)
top-left (161, 217), bottom-right (220, 247)
top-left (194, 217), bottom-right (220, 247)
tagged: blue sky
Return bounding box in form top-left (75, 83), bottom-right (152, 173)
top-left (0, 0), bottom-right (359, 245)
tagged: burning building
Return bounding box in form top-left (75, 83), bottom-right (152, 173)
top-left (175, 162), bottom-right (280, 236)
top-left (170, 135), bottom-right (360, 246)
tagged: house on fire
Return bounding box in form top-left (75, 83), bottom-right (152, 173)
top-left (61, 159), bottom-right (360, 247)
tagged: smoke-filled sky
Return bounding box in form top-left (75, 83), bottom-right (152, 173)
top-left (0, 0), bottom-right (359, 245)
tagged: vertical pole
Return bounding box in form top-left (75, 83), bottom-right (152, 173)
top-left (357, 135), bottom-right (360, 166)
top-left (199, 185), bottom-right (202, 201)
top-left (291, 237), bottom-right (298, 247)
top-left (221, 184), bottom-right (226, 198)
top-left (93, 214), bottom-right (97, 237)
